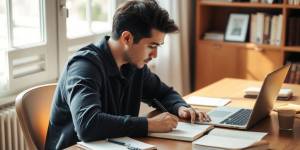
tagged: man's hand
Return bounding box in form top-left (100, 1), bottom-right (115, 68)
top-left (147, 112), bottom-right (179, 133)
top-left (178, 106), bottom-right (211, 123)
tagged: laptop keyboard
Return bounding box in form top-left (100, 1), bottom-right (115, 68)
top-left (220, 109), bottom-right (252, 126)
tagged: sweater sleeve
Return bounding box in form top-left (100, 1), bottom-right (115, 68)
top-left (66, 59), bottom-right (147, 142)
top-left (141, 66), bottom-right (190, 116)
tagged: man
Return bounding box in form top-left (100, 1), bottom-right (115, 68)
top-left (45, 0), bottom-right (210, 149)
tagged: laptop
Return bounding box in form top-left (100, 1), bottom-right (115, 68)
top-left (201, 64), bottom-right (291, 129)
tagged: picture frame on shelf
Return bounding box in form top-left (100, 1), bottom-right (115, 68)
top-left (225, 13), bottom-right (249, 42)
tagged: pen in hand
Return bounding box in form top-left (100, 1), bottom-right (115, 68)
top-left (152, 99), bottom-right (168, 112)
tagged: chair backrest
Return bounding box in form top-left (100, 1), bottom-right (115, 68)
top-left (15, 83), bottom-right (56, 150)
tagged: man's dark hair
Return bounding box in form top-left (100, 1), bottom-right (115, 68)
top-left (111, 0), bottom-right (178, 43)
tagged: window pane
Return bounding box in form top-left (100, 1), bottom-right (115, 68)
top-left (0, 0), bottom-right (8, 50)
top-left (12, 0), bottom-right (43, 47)
top-left (67, 0), bottom-right (90, 38)
top-left (91, 0), bottom-right (110, 33)
top-left (67, 0), bottom-right (111, 38)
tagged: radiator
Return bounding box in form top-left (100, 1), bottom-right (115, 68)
top-left (0, 104), bottom-right (29, 150)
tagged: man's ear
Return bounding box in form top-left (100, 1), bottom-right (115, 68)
top-left (120, 31), bottom-right (133, 46)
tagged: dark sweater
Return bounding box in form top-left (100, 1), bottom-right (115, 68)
top-left (45, 36), bottom-right (189, 149)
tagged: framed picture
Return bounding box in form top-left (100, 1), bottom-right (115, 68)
top-left (225, 13), bottom-right (249, 42)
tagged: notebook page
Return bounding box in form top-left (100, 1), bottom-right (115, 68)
top-left (148, 122), bottom-right (213, 141)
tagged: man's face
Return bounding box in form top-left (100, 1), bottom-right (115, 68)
top-left (124, 29), bottom-right (165, 69)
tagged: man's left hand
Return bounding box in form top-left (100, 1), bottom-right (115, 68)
top-left (178, 106), bottom-right (211, 124)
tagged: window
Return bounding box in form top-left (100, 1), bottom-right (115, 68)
top-left (58, 0), bottom-right (120, 72)
top-left (0, 0), bottom-right (57, 97)
top-left (0, 0), bottom-right (121, 98)
top-left (1, 0), bottom-right (44, 49)
top-left (66, 0), bottom-right (112, 38)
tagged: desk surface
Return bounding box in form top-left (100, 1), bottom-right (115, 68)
top-left (67, 78), bottom-right (300, 150)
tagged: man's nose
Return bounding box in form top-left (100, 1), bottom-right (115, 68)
top-left (149, 49), bottom-right (157, 58)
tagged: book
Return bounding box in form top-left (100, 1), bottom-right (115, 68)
top-left (186, 96), bottom-right (231, 107)
top-left (244, 86), bottom-right (293, 100)
top-left (275, 14), bottom-right (283, 46)
top-left (270, 15), bottom-right (278, 45)
top-left (148, 122), bottom-right (213, 141)
top-left (77, 137), bottom-right (156, 150)
top-left (255, 13), bottom-right (264, 44)
top-left (263, 15), bottom-right (271, 44)
top-left (297, 18), bottom-right (300, 45)
top-left (287, 17), bottom-right (296, 46)
top-left (204, 32), bottom-right (224, 41)
top-left (289, 63), bottom-right (297, 83)
top-left (192, 128), bottom-right (268, 150)
top-left (250, 14), bottom-right (257, 43)
top-left (295, 63), bottom-right (300, 84)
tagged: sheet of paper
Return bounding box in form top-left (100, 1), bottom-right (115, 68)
top-left (148, 122), bottom-right (213, 141)
top-left (78, 137), bottom-right (156, 150)
top-left (209, 128), bottom-right (267, 141)
top-left (186, 96), bottom-right (231, 107)
top-left (193, 128), bottom-right (267, 149)
top-left (193, 135), bottom-right (259, 149)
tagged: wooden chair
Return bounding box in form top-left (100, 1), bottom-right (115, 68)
top-left (15, 83), bottom-right (56, 150)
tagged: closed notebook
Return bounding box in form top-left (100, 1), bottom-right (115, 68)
top-left (192, 128), bottom-right (268, 150)
top-left (186, 96), bottom-right (231, 107)
top-left (77, 137), bottom-right (156, 150)
top-left (148, 122), bottom-right (213, 141)
top-left (244, 87), bottom-right (293, 100)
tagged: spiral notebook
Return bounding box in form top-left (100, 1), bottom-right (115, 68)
top-left (78, 137), bottom-right (156, 150)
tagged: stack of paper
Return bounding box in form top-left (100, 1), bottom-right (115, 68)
top-left (186, 96), bottom-right (231, 107)
top-left (148, 122), bottom-right (213, 141)
top-left (78, 137), bottom-right (156, 150)
top-left (192, 128), bottom-right (268, 150)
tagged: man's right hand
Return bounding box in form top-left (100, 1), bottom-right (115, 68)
top-left (147, 112), bottom-right (179, 133)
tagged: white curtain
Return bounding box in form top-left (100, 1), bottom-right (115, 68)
top-left (154, 0), bottom-right (193, 95)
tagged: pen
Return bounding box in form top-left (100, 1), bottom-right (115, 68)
top-left (107, 138), bottom-right (141, 150)
top-left (152, 99), bottom-right (168, 112)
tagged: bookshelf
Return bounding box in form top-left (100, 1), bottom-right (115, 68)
top-left (195, 0), bottom-right (300, 89)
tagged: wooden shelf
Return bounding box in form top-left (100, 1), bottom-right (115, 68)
top-left (195, 0), bottom-right (300, 89)
top-left (200, 1), bottom-right (284, 9)
top-left (198, 40), bottom-right (282, 50)
top-left (284, 46), bottom-right (300, 52)
top-left (286, 5), bottom-right (300, 9)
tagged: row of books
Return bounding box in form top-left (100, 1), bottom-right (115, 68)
top-left (287, 17), bottom-right (300, 46)
top-left (286, 62), bottom-right (300, 84)
top-left (208, 0), bottom-right (283, 3)
top-left (288, 0), bottom-right (300, 5)
top-left (250, 13), bottom-right (282, 46)
top-left (250, 0), bottom-right (283, 4)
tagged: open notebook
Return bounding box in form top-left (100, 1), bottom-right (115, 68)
top-left (148, 122), bottom-right (213, 141)
top-left (78, 137), bottom-right (156, 150)
top-left (192, 128), bottom-right (268, 150)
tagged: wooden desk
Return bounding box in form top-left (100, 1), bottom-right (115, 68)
top-left (67, 78), bottom-right (300, 150)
